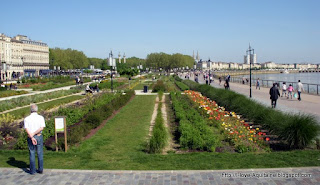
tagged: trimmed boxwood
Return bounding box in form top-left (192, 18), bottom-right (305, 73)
top-left (147, 101), bottom-right (167, 154)
top-left (181, 79), bottom-right (320, 149)
top-left (170, 92), bottom-right (218, 151)
top-left (175, 81), bottom-right (189, 91)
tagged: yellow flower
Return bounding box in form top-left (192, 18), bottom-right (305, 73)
top-left (256, 128), bottom-right (259, 131)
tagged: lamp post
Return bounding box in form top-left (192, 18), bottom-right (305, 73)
top-left (247, 44), bottom-right (254, 98)
top-left (108, 50), bottom-right (114, 92)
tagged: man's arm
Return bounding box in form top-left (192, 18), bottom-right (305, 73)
top-left (25, 128), bottom-right (35, 138)
top-left (33, 127), bottom-right (44, 136)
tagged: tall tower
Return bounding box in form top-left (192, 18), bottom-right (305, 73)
top-left (244, 44), bottom-right (257, 64)
top-left (196, 51), bottom-right (200, 61)
top-left (118, 52), bottom-right (121, 63)
top-left (123, 53), bottom-right (126, 63)
top-left (193, 50), bottom-right (195, 60)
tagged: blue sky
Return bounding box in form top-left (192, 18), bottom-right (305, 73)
top-left (1, 0), bottom-right (319, 63)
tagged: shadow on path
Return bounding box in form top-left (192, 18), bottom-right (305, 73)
top-left (6, 157), bottom-right (29, 174)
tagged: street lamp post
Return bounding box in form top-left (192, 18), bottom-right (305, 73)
top-left (247, 44), bottom-right (254, 98)
top-left (108, 50), bottom-right (115, 92)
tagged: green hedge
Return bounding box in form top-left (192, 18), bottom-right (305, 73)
top-left (170, 92), bottom-right (218, 151)
top-left (182, 79), bottom-right (320, 149)
top-left (175, 81), bottom-right (189, 91)
top-left (152, 80), bottom-right (166, 92)
top-left (147, 100), bottom-right (167, 153)
top-left (90, 81), bottom-right (125, 90)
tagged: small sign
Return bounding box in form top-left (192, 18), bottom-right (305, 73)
top-left (55, 117), bottom-right (64, 132)
top-left (54, 116), bottom-right (67, 152)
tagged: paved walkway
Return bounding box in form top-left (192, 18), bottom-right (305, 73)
top-left (0, 167), bottom-right (319, 185)
top-left (181, 74), bottom-right (320, 123)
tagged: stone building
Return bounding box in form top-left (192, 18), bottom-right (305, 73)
top-left (0, 33), bottom-right (49, 81)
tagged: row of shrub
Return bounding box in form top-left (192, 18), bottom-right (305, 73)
top-left (170, 92), bottom-right (218, 151)
top-left (0, 90), bottom-right (28, 98)
top-left (14, 91), bottom-right (122, 149)
top-left (182, 79), bottom-right (320, 149)
top-left (19, 76), bottom-right (90, 84)
top-left (0, 87), bottom-right (83, 112)
top-left (147, 93), bottom-right (167, 153)
top-left (89, 80), bottom-right (125, 90)
top-left (18, 77), bottom-right (90, 91)
top-left (175, 81), bottom-right (189, 91)
top-left (152, 80), bottom-right (166, 92)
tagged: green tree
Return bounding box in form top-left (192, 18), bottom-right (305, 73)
top-left (49, 48), bottom-right (89, 70)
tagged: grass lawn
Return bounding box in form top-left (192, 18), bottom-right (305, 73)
top-left (0, 95), bottom-right (319, 170)
top-left (2, 95), bottom-right (83, 119)
top-left (132, 81), bottom-right (154, 90)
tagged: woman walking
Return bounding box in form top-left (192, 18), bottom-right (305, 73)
top-left (287, 84), bottom-right (294, 99)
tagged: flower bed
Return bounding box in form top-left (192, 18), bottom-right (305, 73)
top-left (185, 90), bottom-right (269, 152)
top-left (182, 79), bottom-right (320, 149)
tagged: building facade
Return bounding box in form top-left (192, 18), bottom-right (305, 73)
top-left (0, 34), bottom-right (49, 81)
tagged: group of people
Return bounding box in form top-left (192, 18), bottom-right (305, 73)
top-left (269, 80), bottom-right (304, 108)
top-left (85, 83), bottom-right (99, 94)
top-left (75, 76), bottom-right (83, 85)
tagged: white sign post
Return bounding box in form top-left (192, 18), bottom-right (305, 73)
top-left (54, 116), bottom-right (67, 152)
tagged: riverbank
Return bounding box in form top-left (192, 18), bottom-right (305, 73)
top-left (213, 69), bottom-right (300, 77)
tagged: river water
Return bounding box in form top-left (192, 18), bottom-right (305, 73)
top-left (239, 72), bottom-right (320, 94)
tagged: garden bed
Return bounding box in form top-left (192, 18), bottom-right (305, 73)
top-left (0, 86), bottom-right (83, 113)
top-left (0, 89), bottom-right (28, 98)
top-left (181, 79), bottom-right (320, 150)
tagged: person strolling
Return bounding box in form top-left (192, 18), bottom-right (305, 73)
top-left (269, 83), bottom-right (280, 108)
top-left (281, 82), bottom-right (287, 97)
top-left (287, 84), bottom-right (294, 99)
top-left (297, 80), bottom-right (304, 101)
top-left (24, 104), bottom-right (45, 175)
top-left (256, 78), bottom-right (260, 90)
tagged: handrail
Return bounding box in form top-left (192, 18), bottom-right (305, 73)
top-left (214, 75), bottom-right (319, 95)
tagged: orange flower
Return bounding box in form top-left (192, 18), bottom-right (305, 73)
top-left (266, 137), bottom-right (270, 141)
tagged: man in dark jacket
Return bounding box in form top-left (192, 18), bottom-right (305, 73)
top-left (269, 83), bottom-right (280, 108)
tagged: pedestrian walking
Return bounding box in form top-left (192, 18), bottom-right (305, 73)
top-left (24, 104), bottom-right (45, 175)
top-left (256, 78), bottom-right (260, 90)
top-left (219, 77), bottom-right (222, 85)
top-left (269, 83), bottom-right (280, 108)
top-left (297, 80), bottom-right (304, 101)
top-left (281, 82), bottom-right (287, 97)
top-left (287, 84), bottom-right (294, 99)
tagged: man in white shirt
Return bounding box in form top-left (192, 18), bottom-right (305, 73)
top-left (297, 80), bottom-right (304, 101)
top-left (24, 104), bottom-right (45, 175)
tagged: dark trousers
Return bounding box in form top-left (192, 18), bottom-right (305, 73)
top-left (298, 91), bottom-right (301, 101)
top-left (271, 99), bottom-right (277, 108)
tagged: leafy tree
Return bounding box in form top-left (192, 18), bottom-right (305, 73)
top-left (49, 48), bottom-right (89, 69)
top-left (146, 52), bottom-right (194, 70)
